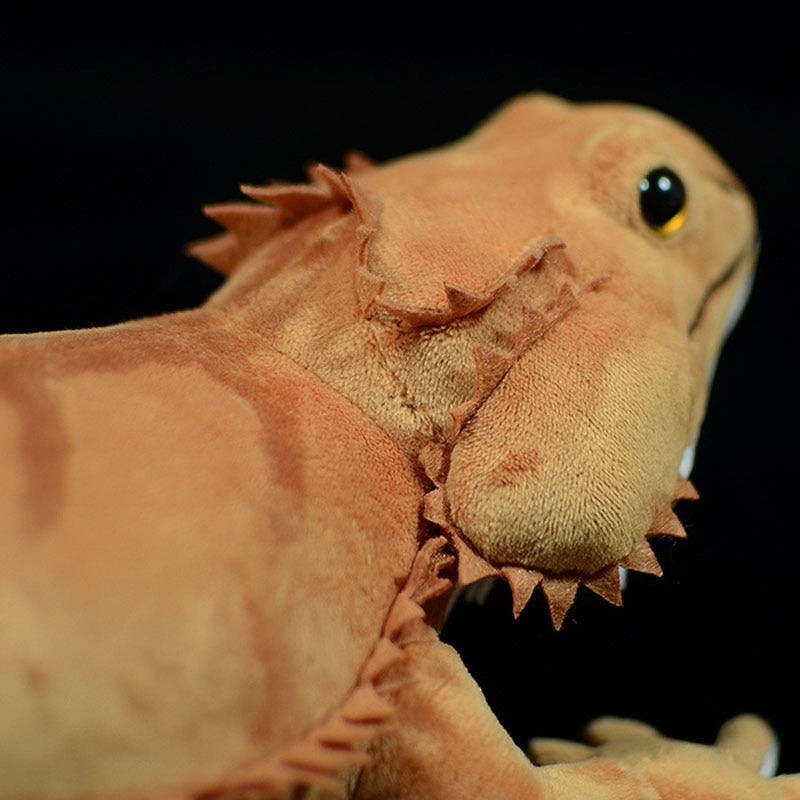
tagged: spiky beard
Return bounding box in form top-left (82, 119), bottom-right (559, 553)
top-left (422, 440), bottom-right (698, 629)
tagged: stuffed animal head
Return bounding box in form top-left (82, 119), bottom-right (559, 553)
top-left (198, 94), bottom-right (758, 623)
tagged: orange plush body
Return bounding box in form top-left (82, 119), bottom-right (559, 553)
top-left (1, 95), bottom-right (796, 799)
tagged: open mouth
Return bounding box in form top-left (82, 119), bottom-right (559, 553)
top-left (688, 231), bottom-right (760, 335)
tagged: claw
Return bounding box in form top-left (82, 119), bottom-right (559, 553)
top-left (715, 714), bottom-right (778, 775)
top-left (583, 716), bottom-right (661, 745)
top-left (528, 714), bottom-right (799, 799)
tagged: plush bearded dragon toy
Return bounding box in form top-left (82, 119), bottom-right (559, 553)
top-left (1, 93), bottom-right (797, 800)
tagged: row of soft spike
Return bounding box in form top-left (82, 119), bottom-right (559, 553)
top-left (192, 162), bottom-right (575, 336)
top-left (183, 538), bottom-right (456, 799)
top-left (420, 434), bottom-right (698, 629)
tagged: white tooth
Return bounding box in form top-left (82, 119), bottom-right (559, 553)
top-left (618, 567), bottom-right (629, 592)
top-left (723, 270), bottom-right (755, 337)
top-left (760, 737), bottom-right (780, 777)
top-left (679, 439), bottom-right (697, 479)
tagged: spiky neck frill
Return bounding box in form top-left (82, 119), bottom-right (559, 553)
top-left (420, 436), bottom-right (698, 629)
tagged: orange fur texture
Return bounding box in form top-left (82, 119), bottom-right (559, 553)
top-left (2, 94), bottom-right (796, 798)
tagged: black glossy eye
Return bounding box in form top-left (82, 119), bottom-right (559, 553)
top-left (638, 166), bottom-right (687, 235)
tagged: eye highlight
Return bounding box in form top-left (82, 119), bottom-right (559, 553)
top-left (638, 166), bottom-right (687, 235)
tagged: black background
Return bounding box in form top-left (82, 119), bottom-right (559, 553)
top-left (3, 16), bottom-right (798, 776)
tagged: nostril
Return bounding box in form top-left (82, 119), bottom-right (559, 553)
top-left (713, 172), bottom-right (745, 193)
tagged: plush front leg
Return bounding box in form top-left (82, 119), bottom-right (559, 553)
top-left (352, 616), bottom-right (554, 799)
top-left (531, 715), bottom-right (800, 799)
top-left (352, 616), bottom-right (656, 799)
top-left (353, 614), bottom-right (800, 799)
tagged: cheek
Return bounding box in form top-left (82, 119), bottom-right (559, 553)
top-left (443, 307), bottom-right (701, 576)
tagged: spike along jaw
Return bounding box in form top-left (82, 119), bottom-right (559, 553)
top-left (416, 97), bottom-right (759, 628)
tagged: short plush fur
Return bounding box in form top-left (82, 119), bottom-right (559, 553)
top-left (1, 94), bottom-right (796, 799)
